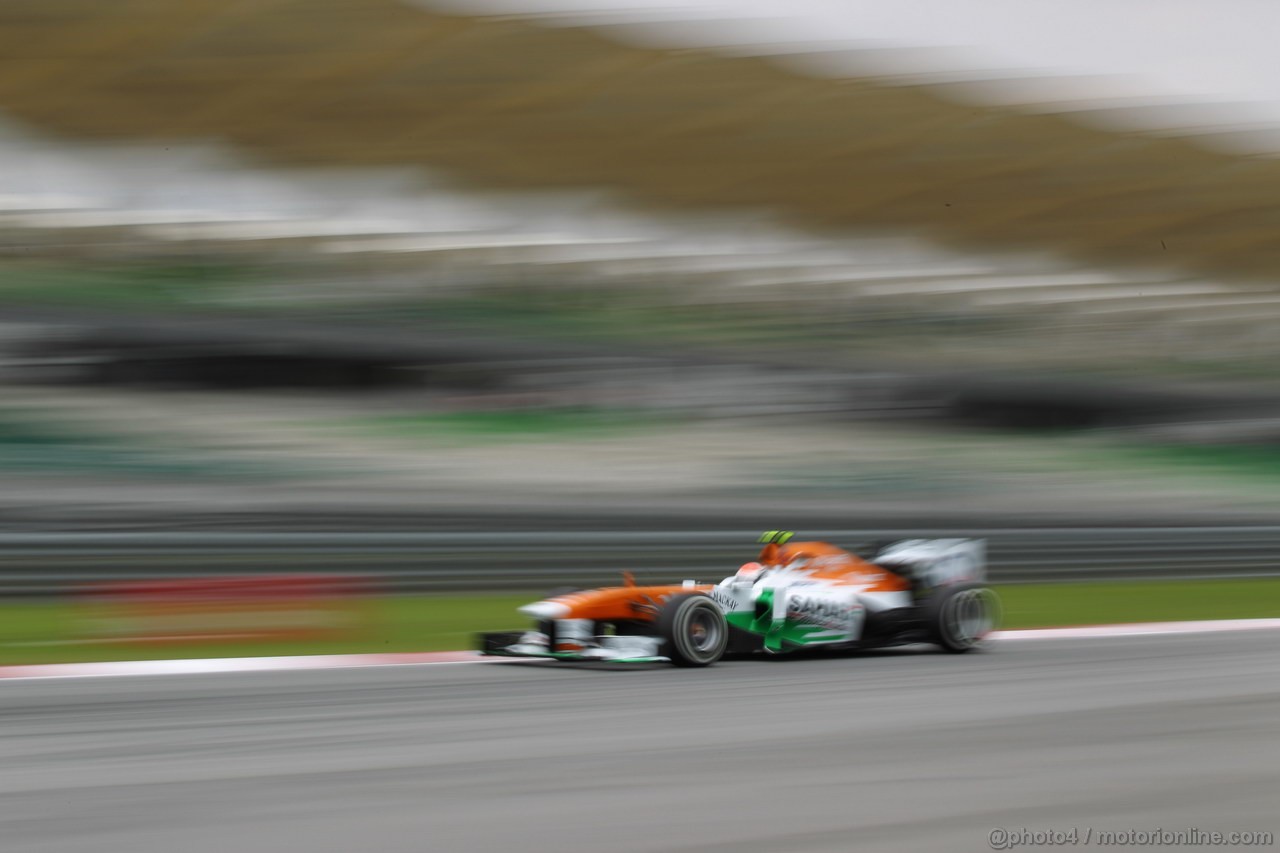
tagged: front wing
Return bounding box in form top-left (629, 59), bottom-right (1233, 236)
top-left (477, 630), bottom-right (670, 663)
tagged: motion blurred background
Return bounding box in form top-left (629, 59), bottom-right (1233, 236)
top-left (2, 0), bottom-right (1280, 657)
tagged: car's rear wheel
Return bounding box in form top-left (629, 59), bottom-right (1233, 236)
top-left (657, 594), bottom-right (728, 667)
top-left (927, 584), bottom-right (999, 652)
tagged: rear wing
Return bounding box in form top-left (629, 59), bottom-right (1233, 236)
top-left (871, 538), bottom-right (986, 586)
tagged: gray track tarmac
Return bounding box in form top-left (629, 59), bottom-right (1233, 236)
top-left (4, 632), bottom-right (1279, 853)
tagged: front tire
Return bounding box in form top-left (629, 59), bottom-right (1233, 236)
top-left (657, 594), bottom-right (728, 667)
top-left (926, 584), bottom-right (999, 653)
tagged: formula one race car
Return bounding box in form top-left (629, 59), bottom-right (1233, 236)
top-left (478, 531), bottom-right (998, 666)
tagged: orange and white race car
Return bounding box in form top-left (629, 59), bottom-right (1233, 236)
top-left (478, 531), bottom-right (998, 666)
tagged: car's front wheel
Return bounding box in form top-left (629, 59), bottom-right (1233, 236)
top-left (658, 594), bottom-right (728, 667)
top-left (927, 584), bottom-right (999, 652)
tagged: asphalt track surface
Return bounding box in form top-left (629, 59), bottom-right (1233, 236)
top-left (4, 633), bottom-right (1279, 853)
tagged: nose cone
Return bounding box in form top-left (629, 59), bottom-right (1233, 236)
top-left (518, 600), bottom-right (571, 620)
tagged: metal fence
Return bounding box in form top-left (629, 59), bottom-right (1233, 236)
top-left (0, 528), bottom-right (1277, 595)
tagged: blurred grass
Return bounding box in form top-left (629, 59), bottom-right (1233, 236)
top-left (1106, 443), bottom-right (1280, 481)
top-left (997, 578), bottom-right (1280, 628)
top-left (0, 260), bottom-right (253, 308)
top-left (0, 409), bottom-right (253, 477)
top-left (2, 579), bottom-right (1278, 665)
top-left (412, 291), bottom-right (1010, 353)
top-left (0, 261), bottom-right (1012, 369)
top-left (2, 261), bottom-right (1276, 379)
top-left (0, 593), bottom-right (539, 665)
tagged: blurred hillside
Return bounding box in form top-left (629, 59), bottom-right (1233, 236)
top-left (4, 1), bottom-right (1280, 275)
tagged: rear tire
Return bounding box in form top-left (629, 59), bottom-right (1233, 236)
top-left (657, 594), bottom-right (728, 667)
top-left (926, 584), bottom-right (999, 653)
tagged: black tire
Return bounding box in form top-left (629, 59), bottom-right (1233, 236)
top-left (657, 594), bottom-right (729, 667)
top-left (926, 584), bottom-right (999, 653)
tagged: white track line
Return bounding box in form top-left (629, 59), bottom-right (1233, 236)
top-left (993, 617), bottom-right (1280, 641)
top-left (2, 619), bottom-right (1278, 680)
top-left (0, 651), bottom-right (514, 681)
